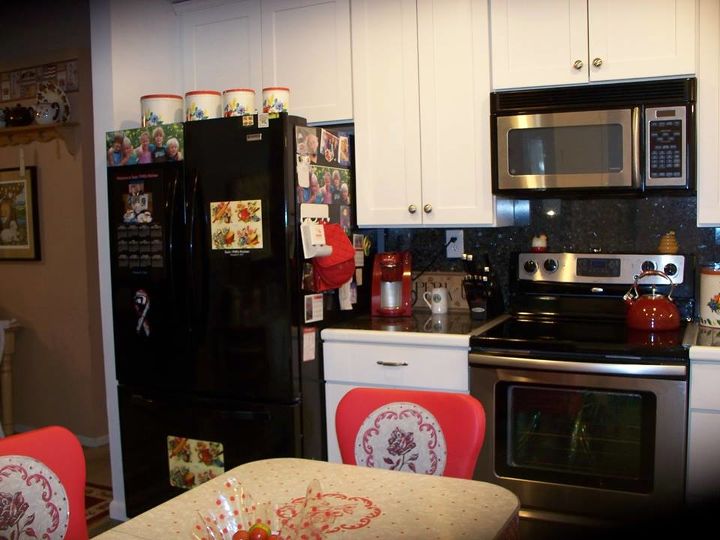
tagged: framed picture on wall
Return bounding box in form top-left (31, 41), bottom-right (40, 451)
top-left (0, 167), bottom-right (40, 260)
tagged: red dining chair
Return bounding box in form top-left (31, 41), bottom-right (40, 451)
top-left (335, 387), bottom-right (486, 479)
top-left (0, 425), bottom-right (88, 540)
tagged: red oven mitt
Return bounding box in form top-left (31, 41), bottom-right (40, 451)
top-left (312, 223), bottom-right (355, 291)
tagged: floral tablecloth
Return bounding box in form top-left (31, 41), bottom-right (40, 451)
top-left (94, 458), bottom-right (519, 540)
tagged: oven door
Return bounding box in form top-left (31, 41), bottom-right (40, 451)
top-left (470, 358), bottom-right (687, 527)
top-left (494, 108), bottom-right (640, 193)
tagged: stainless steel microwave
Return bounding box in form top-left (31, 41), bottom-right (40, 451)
top-left (491, 78), bottom-right (696, 196)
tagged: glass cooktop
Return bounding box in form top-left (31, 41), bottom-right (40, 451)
top-left (470, 315), bottom-right (691, 363)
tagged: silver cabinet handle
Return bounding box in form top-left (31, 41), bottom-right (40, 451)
top-left (592, 57), bottom-right (603, 68)
top-left (376, 360), bottom-right (409, 367)
top-left (408, 204), bottom-right (417, 214)
top-left (423, 203), bottom-right (432, 213)
top-left (573, 59), bottom-right (584, 70)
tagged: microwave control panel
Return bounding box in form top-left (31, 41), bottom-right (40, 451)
top-left (645, 105), bottom-right (687, 188)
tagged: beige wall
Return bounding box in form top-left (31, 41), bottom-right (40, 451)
top-left (0, 0), bottom-right (106, 441)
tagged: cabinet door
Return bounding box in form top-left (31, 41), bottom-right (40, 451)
top-left (179, 0), bottom-right (262, 112)
top-left (417, 0), bottom-right (498, 226)
top-left (352, 0), bottom-right (423, 227)
top-left (695, 0), bottom-right (719, 226)
top-left (588, 0), bottom-right (696, 82)
top-left (261, 0), bottom-right (353, 123)
top-left (490, 0), bottom-right (588, 89)
top-left (687, 411), bottom-right (720, 503)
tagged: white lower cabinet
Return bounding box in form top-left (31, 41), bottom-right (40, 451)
top-left (322, 329), bottom-right (469, 463)
top-left (687, 350), bottom-right (720, 504)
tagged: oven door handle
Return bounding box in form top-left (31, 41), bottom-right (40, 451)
top-left (469, 352), bottom-right (686, 378)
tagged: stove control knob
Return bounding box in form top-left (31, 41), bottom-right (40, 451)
top-left (543, 258), bottom-right (558, 273)
top-left (664, 263), bottom-right (678, 277)
top-left (523, 260), bottom-right (537, 274)
top-left (641, 260), bottom-right (656, 272)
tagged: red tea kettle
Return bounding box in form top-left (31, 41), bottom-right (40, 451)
top-left (623, 270), bottom-right (680, 331)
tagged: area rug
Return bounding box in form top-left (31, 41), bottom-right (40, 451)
top-left (85, 482), bottom-right (112, 526)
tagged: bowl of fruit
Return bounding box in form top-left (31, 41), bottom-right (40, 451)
top-left (191, 477), bottom-right (328, 540)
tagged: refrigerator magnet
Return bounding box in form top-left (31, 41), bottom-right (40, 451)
top-left (355, 267), bottom-right (363, 286)
top-left (302, 327), bottom-right (316, 362)
top-left (338, 280), bottom-right (352, 310)
top-left (300, 203), bottom-right (329, 221)
top-left (304, 293), bottom-right (323, 323)
top-left (258, 113), bottom-right (269, 128)
top-left (296, 155), bottom-right (310, 188)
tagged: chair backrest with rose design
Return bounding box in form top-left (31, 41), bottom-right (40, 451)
top-left (0, 425), bottom-right (88, 540)
top-left (335, 388), bottom-right (486, 480)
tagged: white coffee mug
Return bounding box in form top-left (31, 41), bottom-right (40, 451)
top-left (423, 287), bottom-right (449, 314)
top-left (423, 313), bottom-right (448, 332)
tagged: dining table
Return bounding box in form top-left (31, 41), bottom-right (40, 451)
top-left (94, 458), bottom-right (520, 539)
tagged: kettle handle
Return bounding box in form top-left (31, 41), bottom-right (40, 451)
top-left (625, 270), bottom-right (675, 302)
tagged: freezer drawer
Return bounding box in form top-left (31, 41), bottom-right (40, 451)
top-left (118, 385), bottom-right (302, 517)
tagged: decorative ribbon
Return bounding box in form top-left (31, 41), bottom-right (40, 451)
top-left (133, 289), bottom-right (150, 336)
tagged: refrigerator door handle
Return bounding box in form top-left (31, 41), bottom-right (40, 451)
top-left (168, 172), bottom-right (179, 311)
top-left (128, 393), bottom-right (272, 421)
top-left (188, 171), bottom-right (200, 340)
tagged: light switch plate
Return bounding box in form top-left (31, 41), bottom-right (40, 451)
top-left (446, 230), bottom-right (464, 258)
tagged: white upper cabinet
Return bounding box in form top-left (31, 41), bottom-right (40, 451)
top-left (491, 0), bottom-right (697, 90)
top-left (696, 0), bottom-right (720, 227)
top-left (178, 0), bottom-right (263, 111)
top-left (261, 0), bottom-right (353, 123)
top-left (353, 0), bottom-right (508, 227)
top-left (416, 0), bottom-right (497, 226)
top-left (352, 0), bottom-right (423, 226)
top-left (176, 0), bottom-right (352, 123)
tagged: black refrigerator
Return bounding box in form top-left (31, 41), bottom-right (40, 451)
top-left (106, 114), bottom-right (364, 517)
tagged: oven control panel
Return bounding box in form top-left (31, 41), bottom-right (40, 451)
top-left (518, 253), bottom-right (685, 285)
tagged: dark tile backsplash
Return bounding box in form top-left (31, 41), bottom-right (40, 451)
top-left (382, 195), bottom-right (720, 318)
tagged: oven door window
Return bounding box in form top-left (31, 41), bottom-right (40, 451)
top-left (496, 383), bottom-right (655, 492)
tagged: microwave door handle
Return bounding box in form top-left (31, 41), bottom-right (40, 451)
top-left (632, 106), bottom-right (641, 188)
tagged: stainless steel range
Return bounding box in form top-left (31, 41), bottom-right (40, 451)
top-left (470, 252), bottom-right (694, 536)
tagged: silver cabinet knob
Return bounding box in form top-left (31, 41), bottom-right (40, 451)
top-left (592, 57), bottom-right (603, 68)
top-left (408, 204), bottom-right (417, 214)
top-left (423, 203), bottom-right (432, 214)
top-left (573, 59), bottom-right (584, 70)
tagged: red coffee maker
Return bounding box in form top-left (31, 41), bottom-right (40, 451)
top-left (371, 251), bottom-right (412, 317)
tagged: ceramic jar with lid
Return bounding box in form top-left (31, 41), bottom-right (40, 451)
top-left (185, 90), bottom-right (222, 121)
top-left (699, 264), bottom-right (720, 328)
top-left (223, 88), bottom-right (255, 117)
top-left (262, 87), bottom-right (290, 113)
top-left (141, 94), bottom-right (183, 126)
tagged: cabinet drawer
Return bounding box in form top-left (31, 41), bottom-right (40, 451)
top-left (690, 363), bottom-right (720, 410)
top-left (323, 341), bottom-right (468, 391)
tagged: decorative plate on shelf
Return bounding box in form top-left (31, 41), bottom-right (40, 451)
top-left (37, 80), bottom-right (70, 122)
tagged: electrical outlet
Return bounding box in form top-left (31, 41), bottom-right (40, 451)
top-left (446, 229), bottom-right (464, 258)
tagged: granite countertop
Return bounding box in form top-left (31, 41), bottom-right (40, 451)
top-left (321, 310), bottom-right (504, 348)
top-left (689, 322), bottom-right (720, 360)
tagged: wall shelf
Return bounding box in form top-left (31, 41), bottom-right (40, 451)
top-left (0, 122), bottom-right (79, 156)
